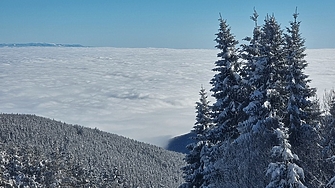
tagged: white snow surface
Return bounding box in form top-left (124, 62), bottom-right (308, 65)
top-left (0, 47), bottom-right (334, 147)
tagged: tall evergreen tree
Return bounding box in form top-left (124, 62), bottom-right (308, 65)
top-left (284, 8), bottom-right (317, 143)
top-left (283, 10), bottom-right (323, 187)
top-left (209, 14), bottom-right (244, 144)
top-left (241, 9), bottom-right (262, 81)
top-left (180, 86), bottom-right (212, 188)
top-left (202, 14), bottom-right (247, 187)
top-left (234, 14), bottom-right (286, 187)
top-left (239, 8), bottom-right (262, 116)
top-left (260, 14), bottom-right (287, 117)
top-left (238, 14), bottom-right (285, 138)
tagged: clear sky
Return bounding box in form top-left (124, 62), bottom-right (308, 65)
top-left (1, 0), bottom-right (334, 49)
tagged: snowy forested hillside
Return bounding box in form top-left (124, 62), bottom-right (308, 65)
top-left (0, 114), bottom-right (185, 187)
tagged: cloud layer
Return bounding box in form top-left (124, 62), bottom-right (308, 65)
top-left (0, 47), bottom-right (334, 146)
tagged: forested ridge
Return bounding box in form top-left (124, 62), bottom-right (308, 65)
top-left (0, 114), bottom-right (185, 187)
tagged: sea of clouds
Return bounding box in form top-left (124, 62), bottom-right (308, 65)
top-left (0, 47), bottom-right (334, 147)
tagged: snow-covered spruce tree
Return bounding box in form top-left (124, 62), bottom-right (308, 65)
top-left (199, 15), bottom-right (246, 187)
top-left (283, 10), bottom-right (324, 187)
top-left (238, 14), bottom-right (286, 136)
top-left (180, 86), bottom-right (212, 188)
top-left (283, 9), bottom-right (318, 144)
top-left (233, 14), bottom-right (287, 187)
top-left (194, 86), bottom-right (212, 141)
top-left (240, 9), bottom-right (262, 81)
top-left (260, 14), bottom-right (287, 118)
top-left (266, 123), bottom-right (306, 188)
top-left (238, 8), bottom-right (262, 134)
top-left (209, 14), bottom-right (245, 144)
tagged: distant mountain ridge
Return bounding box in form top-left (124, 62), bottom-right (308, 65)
top-left (0, 114), bottom-right (185, 187)
top-left (166, 132), bottom-right (195, 154)
top-left (0, 43), bottom-right (85, 47)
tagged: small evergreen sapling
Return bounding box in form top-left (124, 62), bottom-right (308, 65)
top-left (266, 123), bottom-right (306, 188)
top-left (194, 86), bottom-right (212, 141)
top-left (180, 86), bottom-right (212, 188)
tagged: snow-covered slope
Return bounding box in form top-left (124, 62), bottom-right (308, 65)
top-left (0, 114), bottom-right (185, 187)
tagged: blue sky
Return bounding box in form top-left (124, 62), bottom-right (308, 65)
top-left (0, 0), bottom-right (334, 49)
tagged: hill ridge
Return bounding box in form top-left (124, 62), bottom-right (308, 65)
top-left (0, 113), bottom-right (185, 187)
top-left (0, 43), bottom-right (85, 47)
